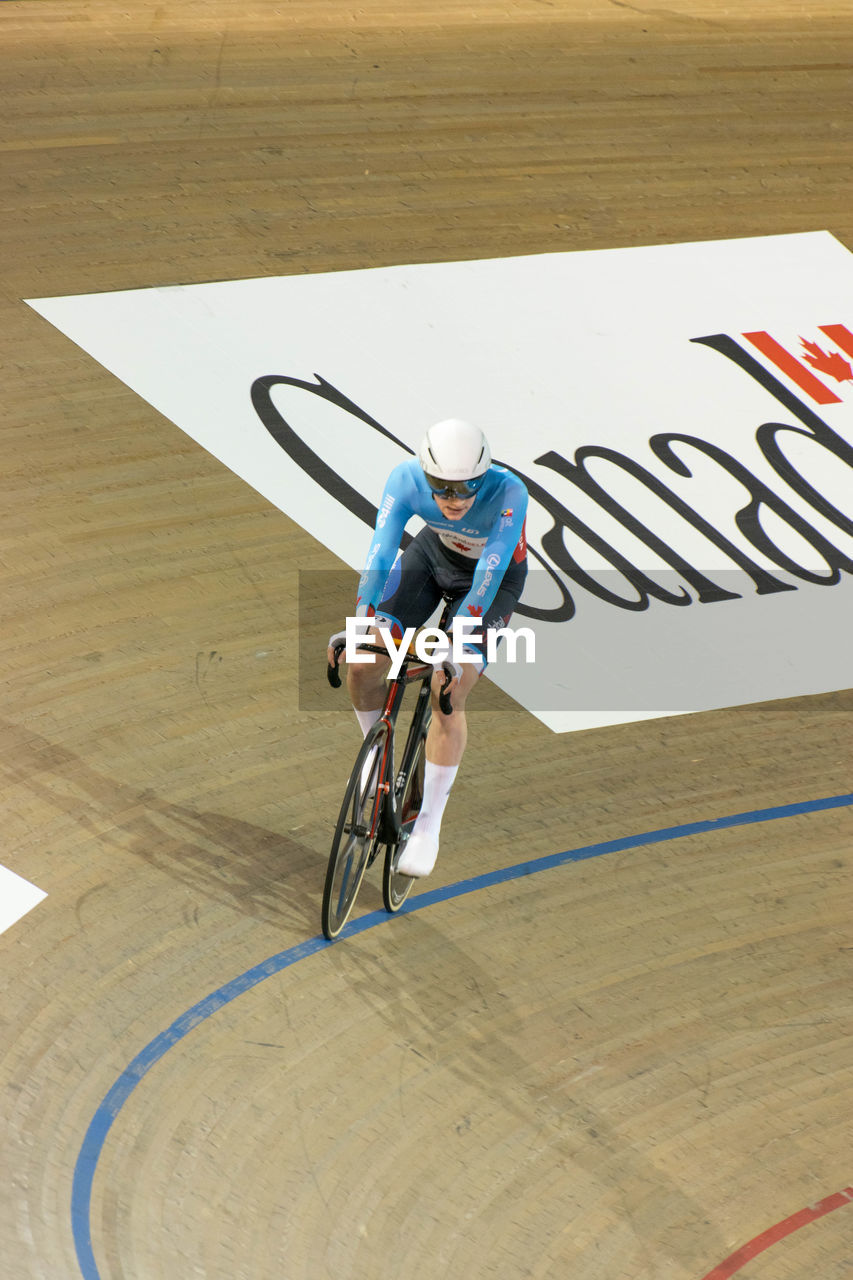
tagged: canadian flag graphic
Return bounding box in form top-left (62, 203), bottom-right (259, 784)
top-left (742, 324), bottom-right (853, 404)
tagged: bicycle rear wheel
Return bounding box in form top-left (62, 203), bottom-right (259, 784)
top-left (322, 721), bottom-right (388, 940)
top-left (382, 722), bottom-right (427, 914)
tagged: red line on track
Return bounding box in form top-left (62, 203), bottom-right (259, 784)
top-left (700, 1186), bottom-right (853, 1279)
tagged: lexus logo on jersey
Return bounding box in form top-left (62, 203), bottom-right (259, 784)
top-left (26, 231), bottom-right (853, 732)
top-left (743, 324), bottom-right (853, 404)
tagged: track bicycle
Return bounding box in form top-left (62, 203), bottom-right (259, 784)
top-left (322, 606), bottom-right (456, 941)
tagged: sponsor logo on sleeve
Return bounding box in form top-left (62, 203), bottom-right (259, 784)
top-left (376, 493), bottom-right (395, 527)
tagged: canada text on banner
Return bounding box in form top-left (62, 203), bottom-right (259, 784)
top-left (26, 232), bottom-right (853, 733)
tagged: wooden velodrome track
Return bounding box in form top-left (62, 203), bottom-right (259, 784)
top-left (3, 2), bottom-right (852, 1277)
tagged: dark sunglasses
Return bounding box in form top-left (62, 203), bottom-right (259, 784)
top-left (424, 473), bottom-right (486, 499)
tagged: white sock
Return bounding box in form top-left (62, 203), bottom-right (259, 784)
top-left (412, 762), bottom-right (458, 843)
top-left (354, 707), bottom-right (382, 737)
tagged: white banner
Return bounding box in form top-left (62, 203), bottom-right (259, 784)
top-left (0, 866), bottom-right (47, 936)
top-left (28, 232), bottom-right (853, 731)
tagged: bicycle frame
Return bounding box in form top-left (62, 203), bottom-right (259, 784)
top-left (373, 662), bottom-right (433, 850)
top-left (322, 613), bottom-right (455, 938)
top-left (328, 641), bottom-right (438, 844)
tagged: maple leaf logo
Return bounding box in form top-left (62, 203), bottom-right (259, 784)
top-left (800, 339), bottom-right (853, 383)
top-left (467, 605), bottom-right (483, 617)
top-left (451, 540), bottom-right (470, 552)
top-left (742, 323), bottom-right (853, 406)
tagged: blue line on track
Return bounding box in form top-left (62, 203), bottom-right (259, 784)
top-left (71, 790), bottom-right (853, 1279)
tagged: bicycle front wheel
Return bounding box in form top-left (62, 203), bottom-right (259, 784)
top-left (322, 721), bottom-right (389, 940)
top-left (382, 723), bottom-right (427, 914)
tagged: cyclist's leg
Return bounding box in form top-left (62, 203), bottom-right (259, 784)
top-left (346, 625), bottom-right (390, 716)
top-left (400, 562), bottom-right (527, 878)
top-left (426, 555), bottom-right (527, 763)
top-left (398, 656), bottom-right (479, 876)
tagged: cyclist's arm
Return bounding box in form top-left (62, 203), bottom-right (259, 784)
top-left (456, 474), bottom-right (528, 627)
top-left (355, 462), bottom-right (417, 617)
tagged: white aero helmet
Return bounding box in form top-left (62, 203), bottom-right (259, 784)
top-left (418, 418), bottom-right (492, 497)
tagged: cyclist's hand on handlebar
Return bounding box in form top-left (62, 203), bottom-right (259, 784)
top-left (327, 629), bottom-right (349, 687)
top-left (431, 655), bottom-right (464, 684)
top-left (430, 651), bottom-right (465, 716)
top-left (327, 629), bottom-right (348, 667)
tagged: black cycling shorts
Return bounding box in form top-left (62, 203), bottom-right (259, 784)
top-left (375, 527), bottom-right (527, 664)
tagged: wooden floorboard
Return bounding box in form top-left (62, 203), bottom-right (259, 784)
top-left (1, 3), bottom-right (851, 1278)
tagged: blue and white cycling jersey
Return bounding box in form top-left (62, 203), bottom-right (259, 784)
top-left (357, 457), bottom-right (528, 621)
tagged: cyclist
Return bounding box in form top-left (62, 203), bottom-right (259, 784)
top-left (329, 418), bottom-right (528, 878)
